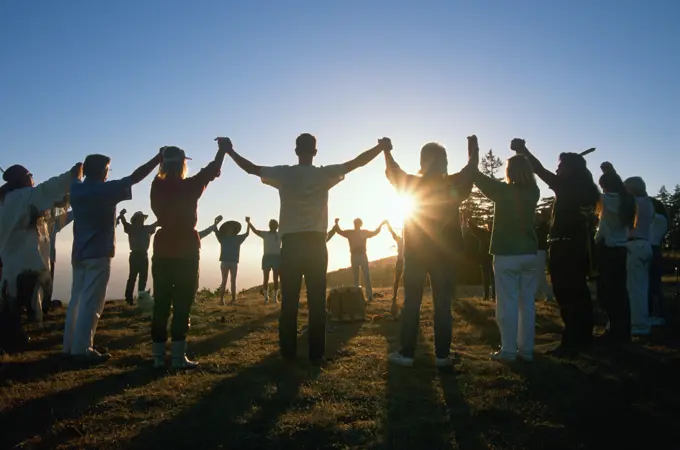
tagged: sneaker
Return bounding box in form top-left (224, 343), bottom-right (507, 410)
top-left (75, 348), bottom-right (111, 362)
top-left (490, 351), bottom-right (517, 362)
top-left (388, 351), bottom-right (414, 367)
top-left (631, 327), bottom-right (651, 336)
top-left (435, 357), bottom-right (454, 368)
top-left (264, 294), bottom-right (270, 305)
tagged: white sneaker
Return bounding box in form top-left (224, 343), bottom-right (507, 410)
top-left (388, 351), bottom-right (414, 367)
top-left (490, 351), bottom-right (517, 362)
top-left (435, 357), bottom-right (454, 368)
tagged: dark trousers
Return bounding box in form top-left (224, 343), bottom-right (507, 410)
top-left (125, 251), bottom-right (149, 303)
top-left (400, 252), bottom-right (454, 359)
top-left (481, 257), bottom-right (495, 300)
top-left (596, 242), bottom-right (631, 342)
top-left (151, 257), bottom-right (199, 343)
top-left (648, 246), bottom-right (664, 317)
top-left (279, 232), bottom-right (328, 360)
top-left (0, 270), bottom-right (50, 353)
top-left (549, 240), bottom-right (593, 348)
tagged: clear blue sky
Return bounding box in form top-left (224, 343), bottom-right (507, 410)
top-left (2, 0), bottom-right (679, 299)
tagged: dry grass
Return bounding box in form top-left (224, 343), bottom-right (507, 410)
top-left (2, 287), bottom-right (680, 450)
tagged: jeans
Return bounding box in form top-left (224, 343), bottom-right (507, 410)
top-left (351, 252), bottom-right (373, 300)
top-left (648, 245), bottom-right (664, 318)
top-left (535, 250), bottom-right (554, 300)
top-left (151, 257), bottom-right (199, 342)
top-left (125, 251), bottom-right (149, 302)
top-left (480, 257), bottom-right (495, 300)
top-left (493, 254), bottom-right (538, 355)
top-left (626, 239), bottom-right (652, 331)
top-left (596, 242), bottom-right (630, 341)
top-left (279, 232), bottom-right (328, 360)
top-left (63, 258), bottom-right (112, 355)
top-left (399, 252), bottom-right (454, 359)
top-left (549, 240), bottom-right (593, 348)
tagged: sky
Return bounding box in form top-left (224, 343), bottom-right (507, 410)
top-left (1, 0), bottom-right (679, 300)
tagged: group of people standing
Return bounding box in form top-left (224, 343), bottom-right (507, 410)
top-left (0, 133), bottom-right (669, 369)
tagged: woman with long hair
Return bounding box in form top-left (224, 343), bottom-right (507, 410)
top-left (149, 140), bottom-right (228, 369)
top-left (595, 163), bottom-right (636, 344)
top-left (512, 139), bottom-right (600, 358)
top-left (623, 175), bottom-right (654, 336)
top-left (384, 138), bottom-right (472, 368)
top-left (467, 138), bottom-right (540, 362)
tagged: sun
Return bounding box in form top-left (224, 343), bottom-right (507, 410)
top-left (386, 194), bottom-right (415, 228)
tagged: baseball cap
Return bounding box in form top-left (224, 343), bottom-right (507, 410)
top-left (131, 211), bottom-right (148, 220)
top-left (162, 146), bottom-right (192, 163)
top-left (2, 165), bottom-right (32, 182)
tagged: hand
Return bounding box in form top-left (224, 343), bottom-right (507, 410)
top-left (215, 215), bottom-right (223, 225)
top-left (334, 218), bottom-right (339, 225)
top-left (510, 138), bottom-right (527, 153)
top-left (467, 135), bottom-right (480, 159)
top-left (245, 216), bottom-right (251, 223)
top-left (378, 137), bottom-right (393, 152)
top-left (70, 162), bottom-right (83, 180)
top-left (120, 209), bottom-right (127, 216)
top-left (600, 161), bottom-right (615, 173)
top-left (215, 137), bottom-right (233, 152)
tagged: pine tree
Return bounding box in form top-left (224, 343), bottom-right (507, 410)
top-left (461, 150), bottom-right (503, 226)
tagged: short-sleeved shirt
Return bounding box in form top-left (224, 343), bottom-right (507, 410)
top-left (260, 164), bottom-right (347, 236)
top-left (259, 231), bottom-right (281, 255)
top-left (343, 229), bottom-right (375, 255)
top-left (70, 177), bottom-right (133, 261)
top-left (123, 222), bottom-right (157, 253)
top-left (218, 233), bottom-right (249, 263)
top-left (151, 161), bottom-right (221, 259)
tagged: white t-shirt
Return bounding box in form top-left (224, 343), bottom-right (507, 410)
top-left (260, 231), bottom-right (281, 255)
top-left (260, 164), bottom-right (347, 236)
top-left (649, 214), bottom-right (668, 246)
top-left (595, 193), bottom-right (628, 247)
top-left (630, 196), bottom-right (654, 240)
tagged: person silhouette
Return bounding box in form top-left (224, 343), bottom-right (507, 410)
top-left (224, 133), bottom-right (389, 364)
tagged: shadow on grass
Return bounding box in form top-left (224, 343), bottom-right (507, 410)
top-left (122, 321), bottom-right (364, 450)
top-left (454, 298), bottom-right (499, 345)
top-left (0, 365), bottom-right (165, 449)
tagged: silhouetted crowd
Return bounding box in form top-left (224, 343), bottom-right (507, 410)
top-left (0, 134), bottom-right (670, 368)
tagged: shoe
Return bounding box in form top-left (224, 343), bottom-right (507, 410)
top-left (74, 348), bottom-right (111, 362)
top-left (490, 351), bottom-right (517, 362)
top-left (388, 351), bottom-right (414, 367)
top-left (171, 341), bottom-right (198, 369)
top-left (517, 352), bottom-right (534, 362)
top-left (435, 357), bottom-right (454, 368)
top-left (152, 342), bottom-right (166, 369)
top-left (631, 327), bottom-right (651, 336)
top-left (264, 294), bottom-right (270, 305)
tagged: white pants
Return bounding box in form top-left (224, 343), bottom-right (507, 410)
top-left (351, 252), bottom-right (373, 300)
top-left (493, 254), bottom-right (539, 356)
top-left (626, 240), bottom-right (652, 331)
top-left (534, 250), bottom-right (553, 300)
top-left (63, 258), bottom-right (111, 355)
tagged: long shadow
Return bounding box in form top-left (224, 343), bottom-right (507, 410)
top-left (454, 298), bottom-right (500, 345)
top-left (379, 317), bottom-right (457, 450)
top-left (0, 365), bottom-right (164, 449)
top-left (122, 321), bottom-right (364, 449)
top-left (191, 310), bottom-right (280, 356)
top-left (0, 353), bottom-right (92, 385)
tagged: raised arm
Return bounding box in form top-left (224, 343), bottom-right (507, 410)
top-left (29, 163), bottom-right (82, 213)
top-left (326, 227), bottom-right (337, 242)
top-left (511, 138), bottom-right (559, 188)
top-left (247, 221), bottom-right (264, 238)
top-left (472, 171), bottom-right (508, 202)
top-left (54, 210), bottom-right (75, 233)
top-left (221, 138), bottom-right (262, 177)
top-left (367, 220), bottom-right (387, 238)
top-left (129, 152), bottom-right (162, 185)
top-left (386, 222), bottom-right (399, 241)
top-left (342, 138), bottom-right (391, 174)
top-left (118, 211), bottom-right (131, 233)
top-left (333, 219), bottom-right (350, 238)
top-left (198, 225), bottom-right (216, 240)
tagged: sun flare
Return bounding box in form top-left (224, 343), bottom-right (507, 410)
top-left (385, 194), bottom-right (415, 229)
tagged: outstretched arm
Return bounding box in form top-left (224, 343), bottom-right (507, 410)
top-left (326, 227), bottom-right (337, 242)
top-left (129, 152), bottom-right (162, 185)
top-left (366, 220), bottom-right (387, 238)
top-left (511, 138), bottom-right (559, 188)
top-left (198, 225), bottom-right (216, 240)
top-left (221, 138), bottom-right (262, 177)
top-left (342, 138), bottom-right (391, 174)
top-left (386, 223), bottom-right (399, 241)
top-left (247, 221), bottom-right (263, 238)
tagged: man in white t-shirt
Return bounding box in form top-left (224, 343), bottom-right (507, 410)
top-left (223, 133), bottom-right (391, 364)
top-left (248, 218), bottom-right (282, 304)
top-left (329, 217), bottom-right (386, 301)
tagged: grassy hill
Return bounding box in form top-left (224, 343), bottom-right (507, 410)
top-left (2, 286), bottom-right (680, 449)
